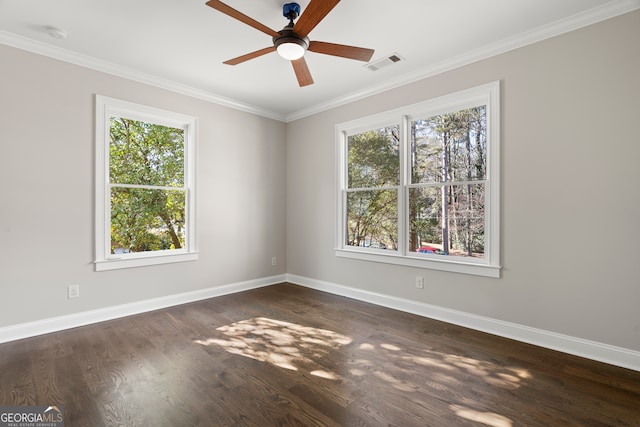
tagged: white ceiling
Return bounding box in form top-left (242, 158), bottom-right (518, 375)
top-left (1, 0), bottom-right (638, 121)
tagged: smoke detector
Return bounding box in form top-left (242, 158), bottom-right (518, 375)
top-left (45, 26), bottom-right (68, 40)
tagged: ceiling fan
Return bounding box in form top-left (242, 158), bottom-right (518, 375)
top-left (205, 0), bottom-right (375, 87)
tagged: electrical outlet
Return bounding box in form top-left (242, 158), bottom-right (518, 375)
top-left (415, 277), bottom-right (424, 289)
top-left (68, 284), bottom-right (80, 299)
top-left (272, 257), bottom-right (277, 266)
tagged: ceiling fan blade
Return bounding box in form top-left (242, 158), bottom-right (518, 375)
top-left (291, 57), bottom-right (314, 87)
top-left (293, 0), bottom-right (341, 38)
top-left (223, 47), bottom-right (276, 65)
top-left (205, 0), bottom-right (280, 38)
top-left (308, 41), bottom-right (374, 62)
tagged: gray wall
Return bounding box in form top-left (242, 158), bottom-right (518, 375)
top-left (0, 44), bottom-right (287, 327)
top-left (286, 11), bottom-right (640, 351)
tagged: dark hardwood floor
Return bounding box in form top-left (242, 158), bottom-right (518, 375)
top-left (1, 283), bottom-right (639, 426)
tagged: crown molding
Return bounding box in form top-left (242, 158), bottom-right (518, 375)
top-left (285, 0), bottom-right (640, 122)
top-left (0, 30), bottom-right (287, 122)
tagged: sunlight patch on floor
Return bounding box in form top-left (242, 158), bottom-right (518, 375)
top-left (194, 317), bottom-right (352, 377)
top-left (344, 342), bottom-right (534, 404)
top-left (345, 341), bottom-right (532, 395)
top-left (194, 318), bottom-right (533, 422)
top-left (451, 404), bottom-right (513, 427)
top-left (311, 370), bottom-right (338, 380)
top-left (380, 343), bottom-right (401, 351)
top-left (403, 354), bottom-right (457, 371)
top-left (441, 353), bottom-right (531, 389)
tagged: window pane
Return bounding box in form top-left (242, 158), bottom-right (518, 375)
top-left (346, 189), bottom-right (397, 250)
top-left (109, 117), bottom-right (184, 187)
top-left (409, 184), bottom-right (484, 258)
top-left (411, 106), bottom-right (486, 184)
top-left (348, 126), bottom-right (400, 188)
top-left (111, 187), bottom-right (186, 253)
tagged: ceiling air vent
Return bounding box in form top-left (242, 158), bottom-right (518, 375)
top-left (365, 53), bottom-right (404, 71)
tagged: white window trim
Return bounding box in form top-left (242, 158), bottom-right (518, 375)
top-left (95, 95), bottom-right (198, 271)
top-left (335, 81), bottom-right (501, 278)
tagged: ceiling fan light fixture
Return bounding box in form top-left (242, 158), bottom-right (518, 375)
top-left (276, 39), bottom-right (306, 60)
top-left (274, 29), bottom-right (309, 61)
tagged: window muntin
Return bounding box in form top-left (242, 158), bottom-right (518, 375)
top-left (95, 96), bottom-right (197, 271)
top-left (336, 82), bottom-right (500, 277)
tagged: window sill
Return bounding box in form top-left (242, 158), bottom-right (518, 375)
top-left (335, 249), bottom-right (500, 278)
top-left (95, 252), bottom-right (198, 271)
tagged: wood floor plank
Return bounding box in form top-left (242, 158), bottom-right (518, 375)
top-left (1, 282), bottom-right (639, 426)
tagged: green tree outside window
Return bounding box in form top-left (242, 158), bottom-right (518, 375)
top-left (109, 117), bottom-right (186, 254)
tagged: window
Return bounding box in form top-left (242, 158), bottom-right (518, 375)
top-left (95, 96), bottom-right (197, 271)
top-left (336, 82), bottom-right (500, 277)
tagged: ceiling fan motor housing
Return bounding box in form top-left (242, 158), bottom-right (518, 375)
top-left (274, 25), bottom-right (309, 47)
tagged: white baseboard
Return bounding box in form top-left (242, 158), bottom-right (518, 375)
top-left (0, 274), bottom-right (286, 344)
top-left (286, 274), bottom-right (640, 372)
top-left (2, 273), bottom-right (638, 372)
